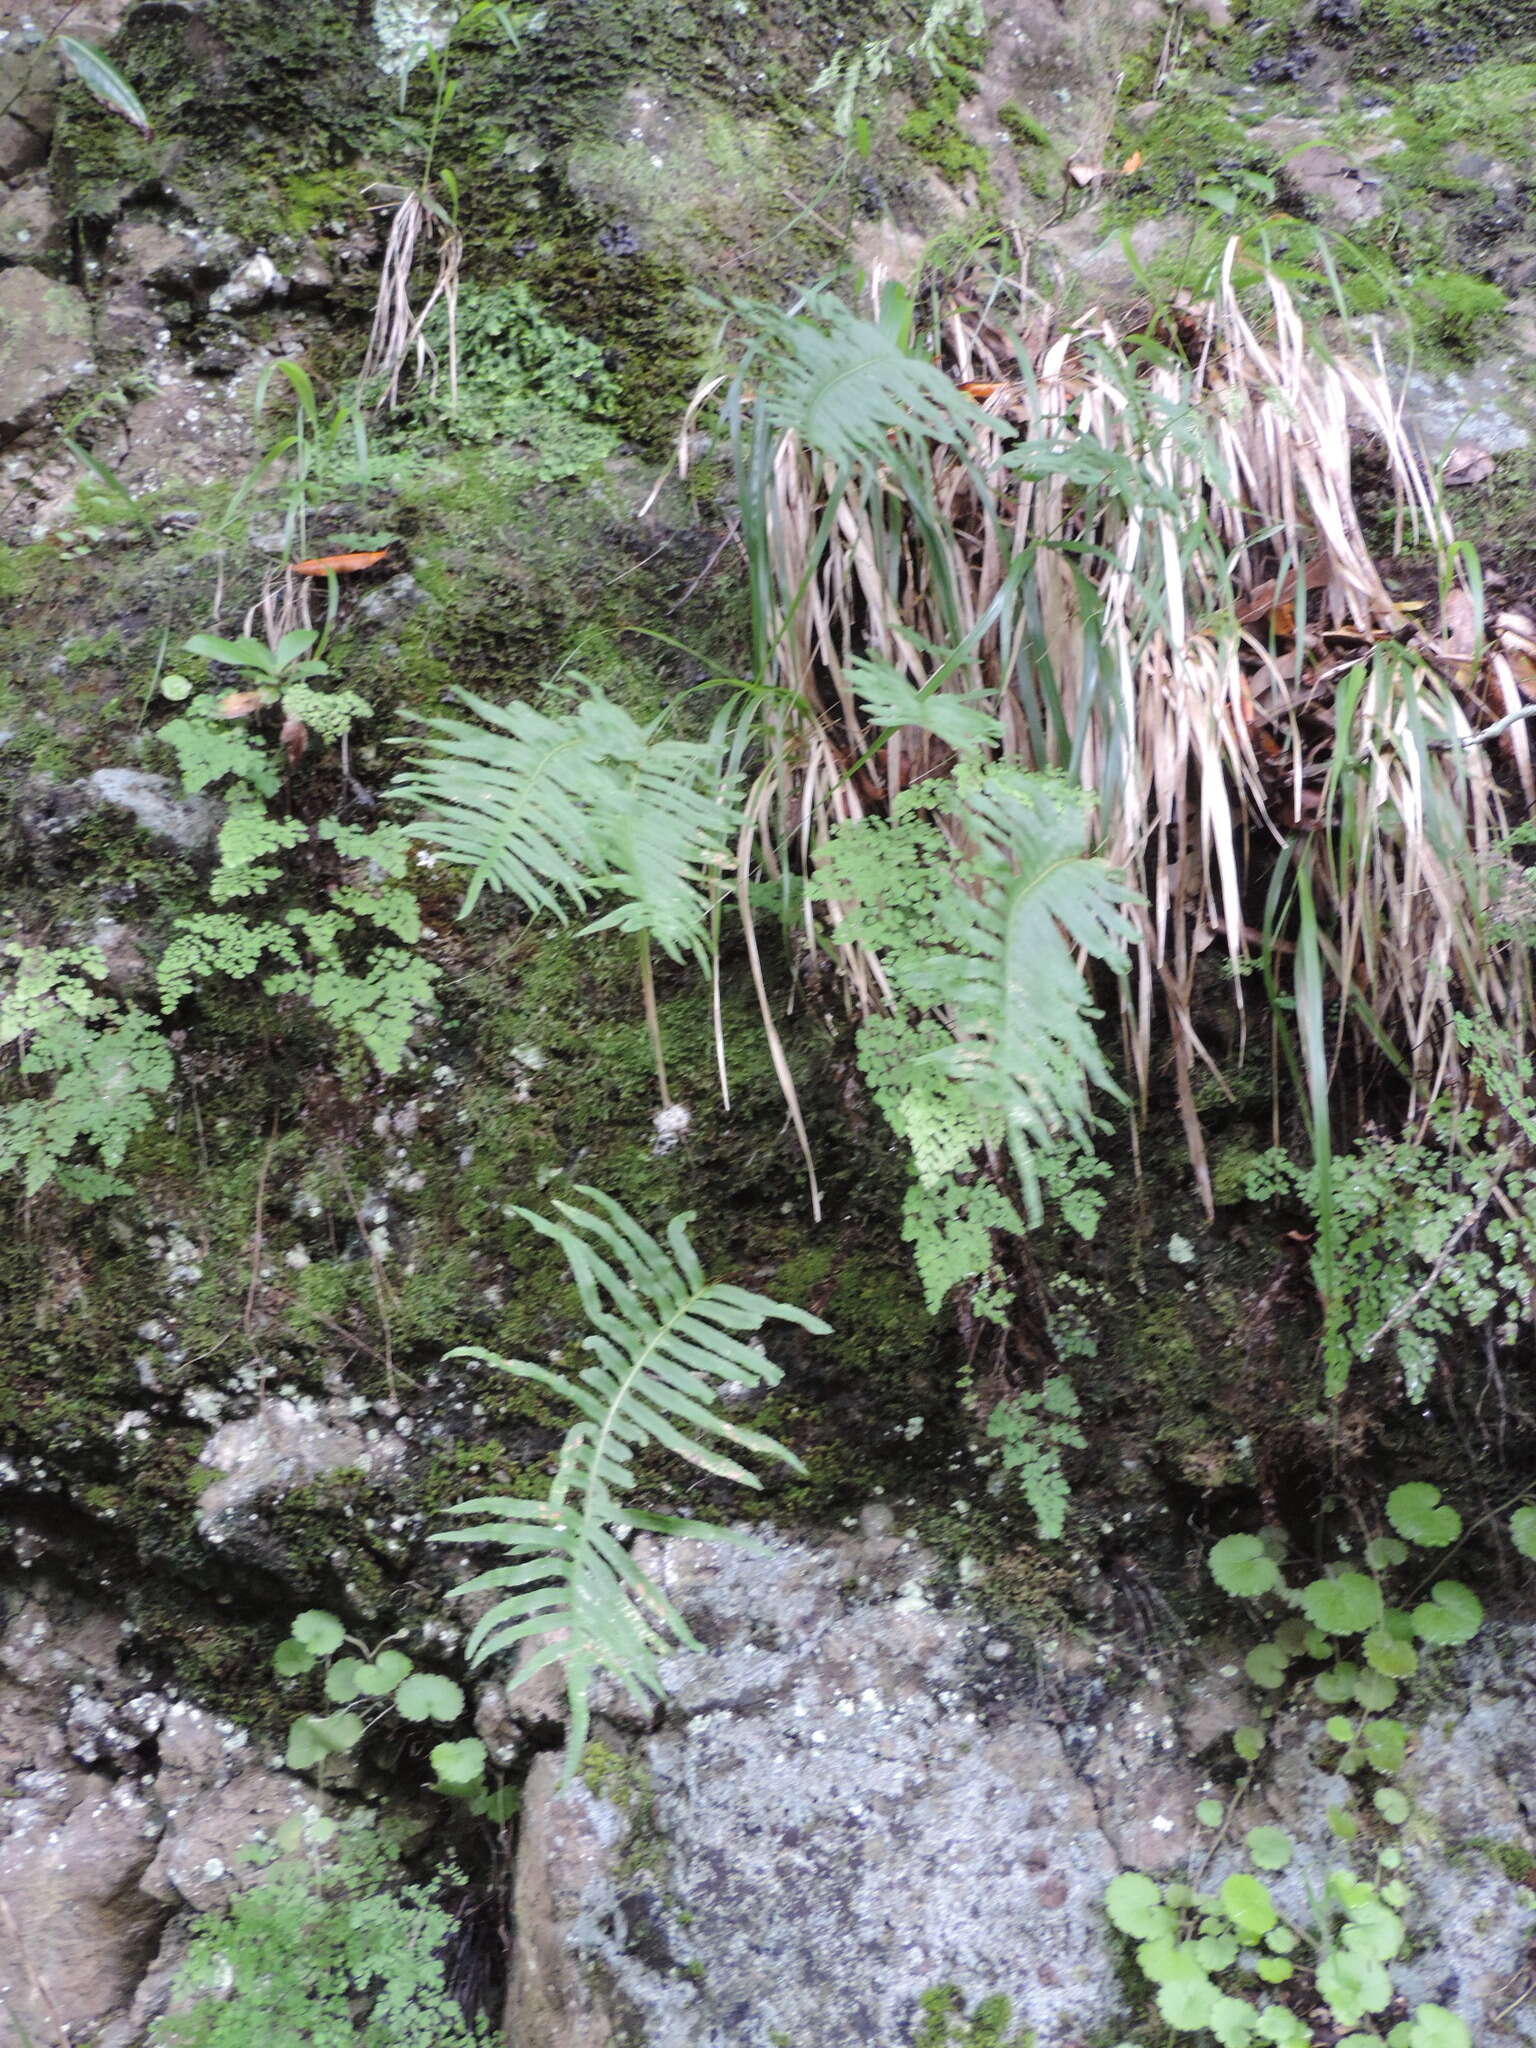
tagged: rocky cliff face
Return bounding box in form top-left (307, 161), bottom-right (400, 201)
top-left (8, 1522), bottom-right (1536, 2045)
top-left (4, 0), bottom-right (1536, 2042)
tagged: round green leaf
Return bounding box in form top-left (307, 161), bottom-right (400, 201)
top-left (1233, 1725), bottom-right (1265, 1762)
top-left (1219, 1873), bottom-right (1278, 1938)
top-left (1210, 1534), bottom-right (1282, 1599)
top-left (1256, 1957), bottom-right (1293, 1984)
top-left (1245, 1826), bottom-right (1293, 1872)
top-left (1325, 1715), bottom-right (1356, 1744)
top-left (272, 1638), bottom-right (315, 1678)
top-left (373, 1648), bottom-right (413, 1689)
top-left (1363, 1627), bottom-right (1418, 1678)
top-left (1265, 1927), bottom-right (1298, 1954)
top-left (291, 1610), bottom-right (346, 1656)
top-left (430, 1737), bottom-right (487, 1789)
top-left (1342, 1900), bottom-right (1405, 1963)
top-left (1300, 1573), bottom-right (1383, 1638)
top-left (1510, 1505), bottom-right (1536, 1560)
top-left (1379, 1846), bottom-right (1402, 1871)
top-left (393, 1672), bottom-right (466, 1724)
top-left (1273, 1619), bottom-right (1311, 1655)
top-left (1313, 1662), bottom-right (1359, 1704)
top-left (1374, 1787), bottom-right (1410, 1825)
top-left (1353, 1668), bottom-right (1399, 1712)
top-left (1363, 1718), bottom-right (1408, 1774)
top-left (1412, 1581), bottom-right (1483, 1647)
top-left (1191, 1931), bottom-right (1238, 1973)
top-left (1327, 1803), bottom-right (1359, 1842)
top-left (284, 1709), bottom-right (363, 1771)
top-left (353, 1662), bottom-right (394, 1698)
top-left (1156, 1974), bottom-right (1221, 2031)
top-left (160, 674), bottom-right (192, 701)
top-left (1197, 1798), bottom-right (1224, 1827)
top-left (1365, 1535), bottom-right (1409, 1572)
top-left (1398, 2006), bottom-right (1470, 2048)
top-left (1316, 1949), bottom-right (1391, 2025)
top-left (324, 1658), bottom-right (364, 1703)
top-left (1244, 1642), bottom-right (1290, 1689)
top-left (1208, 1992), bottom-right (1260, 2046)
top-left (1105, 1871), bottom-right (1174, 1940)
top-left (1386, 1483), bottom-right (1461, 1549)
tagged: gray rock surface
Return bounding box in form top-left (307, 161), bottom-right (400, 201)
top-left (86, 768), bottom-right (222, 850)
top-left (0, 1568), bottom-right (317, 2048)
top-left (0, 181), bottom-right (60, 266)
top-left (0, 266), bottom-right (94, 440)
top-left (195, 1395), bottom-right (408, 1571)
top-left (506, 1527), bottom-right (1536, 2048)
top-left (1399, 357), bottom-right (1536, 458)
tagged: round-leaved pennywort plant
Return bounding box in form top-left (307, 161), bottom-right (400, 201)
top-left (272, 1608), bottom-right (515, 1820)
top-left (1101, 1484), bottom-right (1536, 2047)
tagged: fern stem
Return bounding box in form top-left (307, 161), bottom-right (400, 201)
top-left (638, 936), bottom-right (672, 1110)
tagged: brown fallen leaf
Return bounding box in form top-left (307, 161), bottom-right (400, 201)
top-left (218, 689), bottom-right (272, 718)
top-left (281, 716), bottom-right (309, 766)
top-left (1067, 161), bottom-right (1101, 187)
top-left (1236, 554), bottom-right (1332, 627)
top-left (1121, 149), bottom-right (1144, 175)
top-left (958, 379), bottom-right (1004, 400)
top-left (1436, 584), bottom-right (1481, 670)
top-left (287, 548), bottom-right (390, 576)
top-left (1442, 442), bottom-right (1495, 489)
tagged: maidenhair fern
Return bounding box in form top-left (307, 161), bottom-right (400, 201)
top-left (0, 943), bottom-right (173, 1198)
top-left (985, 1376), bottom-right (1085, 1541)
top-left (435, 1188), bottom-right (828, 1760)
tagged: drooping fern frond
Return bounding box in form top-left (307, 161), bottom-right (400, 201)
top-left (816, 766), bottom-right (1139, 1251)
top-left (926, 768), bottom-right (1139, 1216)
top-left (394, 689), bottom-right (741, 962)
top-left (434, 1188), bottom-right (829, 1763)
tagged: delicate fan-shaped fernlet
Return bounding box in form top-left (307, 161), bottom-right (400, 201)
top-left (432, 1189), bottom-right (828, 1763)
top-left (393, 688), bottom-right (741, 961)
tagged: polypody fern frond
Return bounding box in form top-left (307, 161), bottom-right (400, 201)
top-left (394, 689), bottom-right (741, 961)
top-left (434, 1188), bottom-right (828, 1762)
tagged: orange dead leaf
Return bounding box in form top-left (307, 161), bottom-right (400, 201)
top-left (1121, 149), bottom-right (1144, 175)
top-left (219, 689), bottom-right (271, 718)
top-left (280, 716), bottom-right (309, 766)
top-left (287, 548), bottom-right (389, 577)
top-left (959, 379), bottom-right (1003, 399)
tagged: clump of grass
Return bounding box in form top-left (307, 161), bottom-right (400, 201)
top-left (696, 238), bottom-right (1528, 1210)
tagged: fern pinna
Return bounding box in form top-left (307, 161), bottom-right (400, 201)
top-left (434, 1189), bottom-right (828, 1760)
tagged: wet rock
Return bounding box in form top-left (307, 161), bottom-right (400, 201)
top-left (1255, 116), bottom-right (1392, 226)
top-left (0, 267), bottom-right (94, 441)
top-left (1399, 356), bottom-right (1535, 458)
top-left (0, 1574), bottom-right (329, 2048)
top-left (508, 1531), bottom-right (1126, 2048)
top-left (287, 245), bottom-right (335, 301)
top-left (1035, 207), bottom-right (1189, 306)
top-left (0, 41), bottom-right (60, 179)
top-left (85, 768), bottom-right (222, 851)
top-left (0, 1774), bottom-right (167, 2045)
top-left (195, 1395), bottom-right (407, 1567)
top-left (0, 182), bottom-right (60, 267)
top-left (105, 219), bottom-right (241, 302)
top-left (508, 1755), bottom-right (627, 2048)
top-left (209, 251), bottom-right (283, 314)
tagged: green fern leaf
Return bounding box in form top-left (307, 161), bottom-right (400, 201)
top-left (926, 768), bottom-right (1138, 1219)
top-left (394, 689), bottom-right (740, 960)
top-left (746, 285), bottom-right (983, 472)
top-left (434, 1188), bottom-right (828, 1761)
